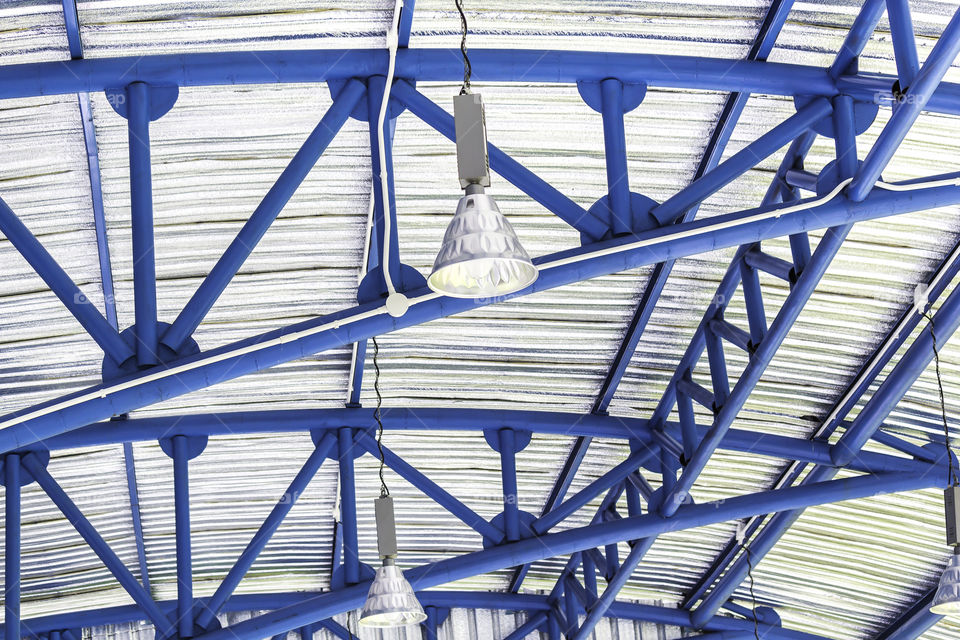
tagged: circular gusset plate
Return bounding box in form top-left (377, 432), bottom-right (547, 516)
top-left (631, 439), bottom-right (680, 475)
top-left (312, 428), bottom-right (368, 462)
top-left (583, 191), bottom-right (660, 244)
top-left (482, 510), bottom-right (538, 549)
top-left (330, 562), bottom-right (377, 590)
top-left (577, 80), bottom-right (647, 114)
top-left (328, 77), bottom-right (414, 122)
top-left (0, 448), bottom-right (50, 488)
top-left (155, 615), bottom-right (221, 640)
top-left (483, 428), bottom-right (532, 453)
top-left (794, 94), bottom-right (878, 138)
top-left (815, 159), bottom-right (873, 198)
top-left (105, 84), bottom-right (179, 121)
top-left (158, 435), bottom-right (208, 460)
top-left (101, 322), bottom-right (201, 383)
top-left (357, 264), bottom-right (428, 305)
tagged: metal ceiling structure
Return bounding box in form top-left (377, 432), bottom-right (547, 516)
top-left (4, 0), bottom-right (960, 639)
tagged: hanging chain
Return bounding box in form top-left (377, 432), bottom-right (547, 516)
top-left (455, 0), bottom-right (472, 94)
top-left (922, 310), bottom-right (959, 486)
top-left (372, 336), bottom-right (390, 498)
top-left (741, 538), bottom-right (761, 640)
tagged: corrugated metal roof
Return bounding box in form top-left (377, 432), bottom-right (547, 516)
top-left (1, 1), bottom-right (960, 639)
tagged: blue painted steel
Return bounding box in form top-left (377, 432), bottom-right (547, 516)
top-left (337, 429), bottom-right (360, 585)
top-left (318, 620), bottom-right (350, 640)
top-left (195, 432), bottom-right (338, 628)
top-left (0, 196), bottom-right (132, 364)
top-left (366, 75), bottom-right (402, 291)
top-left (423, 605), bottom-right (438, 640)
top-left (172, 436), bottom-right (194, 636)
top-left (127, 81), bottom-right (159, 367)
top-left (833, 95), bottom-right (859, 179)
top-left (830, 0), bottom-right (888, 77)
top-left (875, 588), bottom-right (939, 640)
top-left (574, 537), bottom-right (658, 639)
top-left (162, 78), bottom-right (366, 351)
top-left (9, 173), bottom-right (960, 452)
top-left (354, 432), bottom-right (504, 541)
top-left (504, 612), bottom-right (548, 640)
top-left (391, 81), bottom-right (608, 240)
top-left (848, 7), bottom-right (960, 201)
top-left (650, 99), bottom-right (832, 225)
top-left (661, 218), bottom-right (853, 518)
top-left (4, 455), bottom-right (20, 640)
top-left (600, 78), bottom-right (631, 235)
top-left (498, 429), bottom-right (521, 541)
top-left (196, 470), bottom-right (945, 640)
top-left (122, 441), bottom-right (150, 591)
top-left (60, 0), bottom-right (83, 58)
top-left (398, 0), bottom-right (416, 47)
top-left (21, 454), bottom-right (173, 635)
top-left (694, 279), bottom-right (960, 625)
top-left (532, 448), bottom-right (654, 535)
top-left (886, 0), bottom-right (921, 89)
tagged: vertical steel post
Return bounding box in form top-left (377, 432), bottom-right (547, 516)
top-left (886, 0), bottom-right (920, 89)
top-left (366, 76), bottom-right (402, 290)
top-left (423, 605), bottom-right (438, 640)
top-left (338, 429), bottom-right (360, 584)
top-left (127, 81), bottom-right (158, 367)
top-left (499, 429), bottom-right (521, 542)
top-left (4, 455), bottom-right (20, 640)
top-left (173, 435), bottom-right (193, 637)
top-left (600, 78), bottom-right (631, 235)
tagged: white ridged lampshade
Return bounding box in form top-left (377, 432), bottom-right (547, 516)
top-left (427, 190), bottom-right (538, 298)
top-left (358, 562), bottom-right (427, 627)
top-left (931, 551), bottom-right (960, 616)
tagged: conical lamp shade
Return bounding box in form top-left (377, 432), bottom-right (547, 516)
top-left (428, 191), bottom-right (538, 298)
top-left (359, 563), bottom-right (427, 627)
top-left (931, 552), bottom-right (960, 616)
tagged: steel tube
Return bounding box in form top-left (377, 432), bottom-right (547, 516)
top-left (127, 82), bottom-right (158, 367)
top-left (338, 429), bottom-right (360, 585)
top-left (7, 177), bottom-right (960, 451)
top-left (848, 7), bottom-right (960, 201)
top-left (499, 429), bottom-right (521, 542)
top-left (195, 432), bottom-right (338, 629)
top-left (600, 78), bottom-right (631, 235)
top-left (886, 0), bottom-right (921, 88)
top-left (4, 455), bottom-right (19, 640)
top-left (173, 436), bottom-right (194, 637)
top-left (21, 455), bottom-right (173, 635)
top-left (162, 78), bottom-right (366, 350)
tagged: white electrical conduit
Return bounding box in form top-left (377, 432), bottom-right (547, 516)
top-left (3, 176), bottom-right (960, 432)
top-left (376, 0), bottom-right (405, 297)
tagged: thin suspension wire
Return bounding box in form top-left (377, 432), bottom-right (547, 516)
top-left (740, 537), bottom-right (761, 640)
top-left (455, 0), bottom-right (472, 94)
top-left (372, 336), bottom-right (390, 498)
top-left (922, 310), bottom-right (959, 486)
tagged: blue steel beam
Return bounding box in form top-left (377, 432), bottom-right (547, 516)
top-left (354, 432), bottom-right (504, 541)
top-left (6, 172), bottom-right (960, 452)
top-left (8, 48), bottom-right (960, 114)
top-left (20, 455), bottom-right (174, 636)
top-left (4, 455), bottom-right (20, 640)
top-left (874, 588), bottom-right (939, 640)
top-left (196, 470), bottom-right (949, 640)
top-left (195, 432), bottom-right (338, 629)
top-left (161, 79), bottom-right (366, 351)
top-left (0, 196), bottom-right (132, 364)
top-left (391, 81), bottom-right (609, 239)
top-left (847, 6), bottom-right (960, 202)
top-left (172, 436), bottom-right (194, 636)
top-left (121, 441), bottom-right (150, 591)
top-left (600, 77), bottom-right (631, 235)
top-left (36, 408), bottom-right (932, 479)
top-left (397, 0), bottom-right (416, 48)
top-left (127, 82), bottom-right (159, 367)
top-left (337, 429), bottom-right (360, 585)
top-left (886, 0), bottom-right (921, 89)
top-left (593, 0), bottom-right (798, 413)
top-left (692, 258), bottom-right (960, 626)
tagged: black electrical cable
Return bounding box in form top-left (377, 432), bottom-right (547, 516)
top-left (455, 0), bottom-right (472, 94)
top-left (740, 537), bottom-right (762, 640)
top-left (372, 336), bottom-right (390, 498)
top-left (922, 310), bottom-right (959, 487)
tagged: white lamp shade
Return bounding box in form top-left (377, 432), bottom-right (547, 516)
top-left (428, 191), bottom-right (537, 298)
top-left (358, 564), bottom-right (427, 628)
top-left (931, 552), bottom-right (960, 616)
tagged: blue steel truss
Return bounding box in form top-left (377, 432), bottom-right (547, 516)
top-left (2, 1), bottom-right (960, 639)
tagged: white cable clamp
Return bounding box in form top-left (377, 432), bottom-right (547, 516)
top-left (914, 282), bottom-right (930, 316)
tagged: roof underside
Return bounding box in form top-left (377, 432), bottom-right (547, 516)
top-left (2, 1), bottom-right (960, 639)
